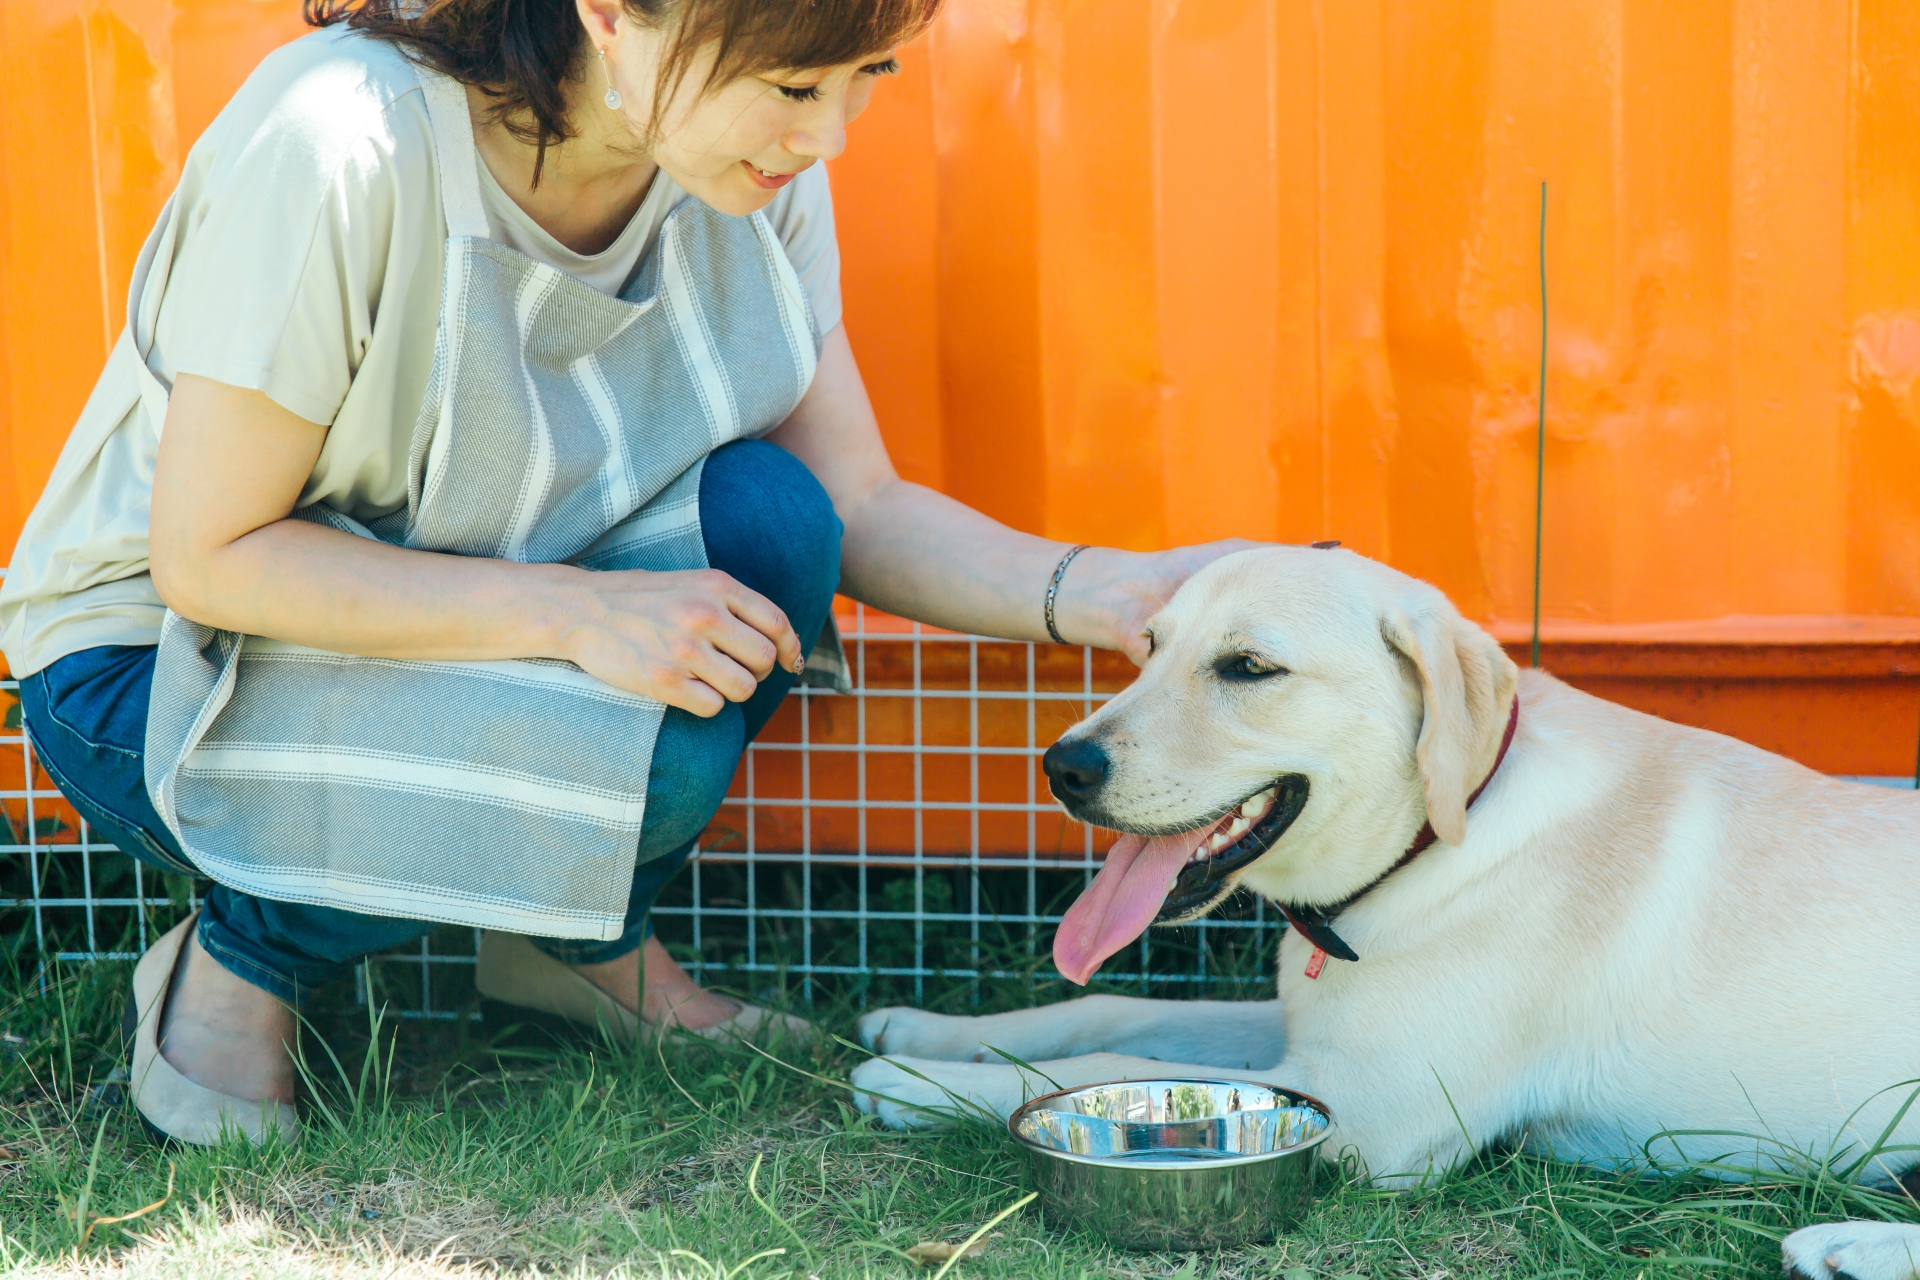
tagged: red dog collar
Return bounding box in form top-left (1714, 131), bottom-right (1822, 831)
top-left (1284, 694), bottom-right (1520, 977)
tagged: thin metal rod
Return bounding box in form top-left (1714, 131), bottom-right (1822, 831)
top-left (1532, 180), bottom-right (1548, 670)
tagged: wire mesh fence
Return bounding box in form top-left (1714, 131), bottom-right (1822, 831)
top-left (0, 604), bottom-right (1284, 1018)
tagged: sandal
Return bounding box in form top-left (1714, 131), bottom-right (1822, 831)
top-left (125, 912), bottom-right (298, 1146)
top-left (474, 930), bottom-right (812, 1045)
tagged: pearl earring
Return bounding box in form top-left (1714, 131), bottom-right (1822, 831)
top-left (599, 48), bottom-right (622, 110)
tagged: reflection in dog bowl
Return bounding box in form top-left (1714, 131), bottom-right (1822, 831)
top-left (1009, 1079), bottom-right (1332, 1250)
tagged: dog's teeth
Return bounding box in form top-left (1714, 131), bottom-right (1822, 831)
top-left (1226, 814), bottom-right (1251, 840)
top-left (1208, 831), bottom-right (1233, 853)
top-left (1241, 788), bottom-right (1275, 820)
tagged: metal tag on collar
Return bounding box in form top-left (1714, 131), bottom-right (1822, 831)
top-left (1280, 903), bottom-right (1359, 977)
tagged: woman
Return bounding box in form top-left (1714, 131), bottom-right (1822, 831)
top-left (0, 0), bottom-right (1246, 1146)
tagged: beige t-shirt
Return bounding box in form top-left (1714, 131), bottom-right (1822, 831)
top-left (0, 26), bottom-right (841, 679)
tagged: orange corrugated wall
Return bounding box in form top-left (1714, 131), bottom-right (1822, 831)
top-left (7, 0), bottom-right (1920, 770)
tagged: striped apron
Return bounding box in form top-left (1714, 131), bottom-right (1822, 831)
top-left (139, 63), bottom-right (820, 939)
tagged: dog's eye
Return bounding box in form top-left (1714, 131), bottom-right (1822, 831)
top-left (1215, 653), bottom-right (1287, 682)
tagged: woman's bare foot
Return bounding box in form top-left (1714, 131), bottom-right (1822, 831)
top-left (158, 930), bottom-right (297, 1104)
top-left (573, 936), bottom-right (744, 1030)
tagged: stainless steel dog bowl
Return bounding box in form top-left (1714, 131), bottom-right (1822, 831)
top-left (1008, 1079), bottom-right (1332, 1251)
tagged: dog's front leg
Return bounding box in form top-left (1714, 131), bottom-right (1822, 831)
top-left (857, 995), bottom-right (1285, 1068)
top-left (1252, 1047), bottom-right (1501, 1188)
top-left (850, 1051), bottom-right (1274, 1129)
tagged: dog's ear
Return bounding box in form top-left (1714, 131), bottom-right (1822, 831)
top-left (1381, 592), bottom-right (1519, 845)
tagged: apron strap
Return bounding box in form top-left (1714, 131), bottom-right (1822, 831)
top-left (413, 64), bottom-right (491, 241)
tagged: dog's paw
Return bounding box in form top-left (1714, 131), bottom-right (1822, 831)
top-left (856, 1006), bottom-right (986, 1060)
top-left (1783, 1221), bottom-right (1920, 1280)
top-left (850, 1056), bottom-right (1042, 1129)
top-left (849, 1056), bottom-right (971, 1128)
top-left (855, 1006), bottom-right (914, 1053)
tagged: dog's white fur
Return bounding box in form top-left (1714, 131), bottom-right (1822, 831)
top-left (848, 547), bottom-right (1920, 1278)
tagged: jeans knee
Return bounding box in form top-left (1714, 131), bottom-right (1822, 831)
top-left (701, 440), bottom-right (841, 632)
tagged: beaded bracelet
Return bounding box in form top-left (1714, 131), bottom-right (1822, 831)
top-left (1044, 544), bottom-right (1090, 645)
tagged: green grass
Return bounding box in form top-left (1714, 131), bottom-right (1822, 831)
top-left (0, 924), bottom-right (1913, 1279)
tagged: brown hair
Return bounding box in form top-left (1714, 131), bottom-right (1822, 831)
top-left (306, 0), bottom-right (937, 181)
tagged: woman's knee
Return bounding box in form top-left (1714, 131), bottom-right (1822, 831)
top-left (700, 439), bottom-right (841, 630)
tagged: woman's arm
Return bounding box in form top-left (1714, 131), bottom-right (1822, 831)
top-left (767, 327), bottom-right (1255, 663)
top-left (147, 374), bottom-right (802, 716)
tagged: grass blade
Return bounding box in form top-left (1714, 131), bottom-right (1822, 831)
top-left (929, 1190), bottom-right (1037, 1280)
top-left (745, 1152), bottom-right (815, 1266)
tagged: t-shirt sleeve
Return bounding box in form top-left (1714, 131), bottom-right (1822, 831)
top-left (147, 46), bottom-right (416, 427)
top-left (763, 163), bottom-right (843, 336)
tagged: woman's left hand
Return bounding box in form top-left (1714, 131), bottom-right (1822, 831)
top-left (1058, 540), bottom-right (1265, 665)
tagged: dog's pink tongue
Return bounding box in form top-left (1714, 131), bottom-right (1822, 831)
top-left (1053, 827), bottom-right (1210, 985)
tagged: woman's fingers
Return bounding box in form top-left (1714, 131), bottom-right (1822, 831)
top-left (567, 568), bottom-right (806, 708)
top-left (675, 571), bottom-right (792, 685)
top-left (710, 573), bottom-right (804, 674)
top-left (706, 626), bottom-right (777, 684)
top-left (660, 676), bottom-right (727, 719)
top-left (701, 602), bottom-right (783, 683)
top-left (656, 630), bottom-right (773, 715)
top-left (683, 634), bottom-right (763, 705)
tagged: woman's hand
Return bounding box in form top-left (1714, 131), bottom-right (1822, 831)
top-left (1067, 540), bottom-right (1265, 665)
top-left (555, 568), bottom-right (802, 717)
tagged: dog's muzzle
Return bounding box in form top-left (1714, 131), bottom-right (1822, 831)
top-left (1154, 774), bottom-right (1311, 924)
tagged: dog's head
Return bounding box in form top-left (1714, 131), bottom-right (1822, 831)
top-left (1044, 546), bottom-right (1518, 984)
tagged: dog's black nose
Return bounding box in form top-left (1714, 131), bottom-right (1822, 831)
top-left (1043, 737), bottom-right (1110, 803)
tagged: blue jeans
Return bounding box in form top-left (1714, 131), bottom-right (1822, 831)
top-left (19, 440), bottom-right (839, 1003)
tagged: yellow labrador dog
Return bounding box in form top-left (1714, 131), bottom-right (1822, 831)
top-left (849, 546), bottom-right (1920, 1279)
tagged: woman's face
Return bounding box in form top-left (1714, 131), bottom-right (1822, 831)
top-left (594, 7), bottom-right (898, 216)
